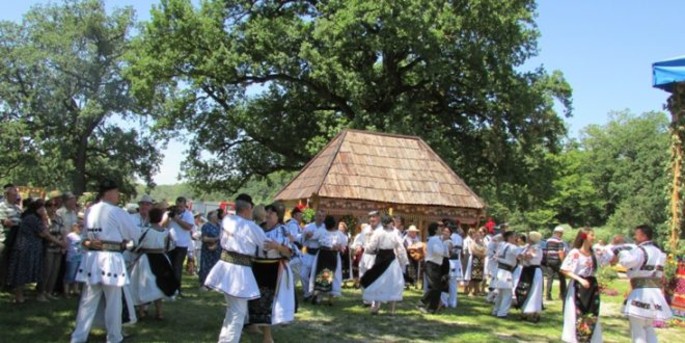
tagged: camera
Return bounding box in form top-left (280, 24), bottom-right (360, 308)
top-left (167, 205), bottom-right (180, 218)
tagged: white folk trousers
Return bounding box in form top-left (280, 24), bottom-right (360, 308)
top-left (629, 316), bottom-right (658, 343)
top-left (492, 288), bottom-right (512, 317)
top-left (71, 283), bottom-right (123, 343)
top-left (218, 295), bottom-right (248, 343)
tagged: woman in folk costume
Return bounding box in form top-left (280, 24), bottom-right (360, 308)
top-left (129, 207), bottom-right (179, 320)
top-left (514, 231), bottom-right (544, 323)
top-left (308, 215), bottom-right (348, 305)
top-left (560, 227), bottom-right (616, 343)
top-left (360, 214), bottom-right (409, 315)
top-left (248, 202), bottom-right (296, 343)
top-left (511, 234), bottom-right (528, 301)
top-left (461, 227), bottom-right (474, 294)
top-left (464, 228), bottom-right (487, 296)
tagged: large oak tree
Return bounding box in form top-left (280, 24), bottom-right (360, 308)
top-left (128, 0), bottom-right (572, 203)
top-left (0, 0), bottom-right (161, 195)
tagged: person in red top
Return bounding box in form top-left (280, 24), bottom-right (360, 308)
top-left (484, 218), bottom-right (496, 235)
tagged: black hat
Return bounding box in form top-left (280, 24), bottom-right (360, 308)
top-left (291, 206), bottom-right (303, 216)
top-left (235, 193), bottom-right (254, 207)
top-left (98, 179), bottom-right (119, 194)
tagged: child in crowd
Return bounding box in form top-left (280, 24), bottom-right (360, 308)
top-left (63, 223), bottom-right (82, 297)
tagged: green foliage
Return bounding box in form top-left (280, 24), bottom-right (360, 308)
top-left (127, 0), bottom-right (571, 196)
top-left (302, 208), bottom-right (316, 224)
top-left (582, 111), bottom-right (670, 240)
top-left (0, 0), bottom-right (161, 195)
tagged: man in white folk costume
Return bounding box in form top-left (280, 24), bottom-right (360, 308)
top-left (617, 224), bottom-right (672, 343)
top-left (300, 209), bottom-right (325, 300)
top-left (71, 180), bottom-right (140, 343)
top-left (447, 221), bottom-right (463, 308)
top-left (203, 194), bottom-right (279, 343)
top-left (491, 231), bottom-right (522, 318)
top-left (285, 205), bottom-right (304, 294)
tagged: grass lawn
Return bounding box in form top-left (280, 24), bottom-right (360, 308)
top-left (1, 275), bottom-right (683, 342)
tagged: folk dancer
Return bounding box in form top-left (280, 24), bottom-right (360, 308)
top-left (491, 231), bottom-right (522, 318)
top-left (544, 226), bottom-right (567, 301)
top-left (485, 233), bottom-right (503, 303)
top-left (309, 215), bottom-right (348, 304)
top-left (446, 223), bottom-right (464, 307)
top-left (129, 207), bottom-right (179, 320)
top-left (285, 206), bottom-right (304, 294)
top-left (357, 211), bottom-right (383, 304)
top-left (360, 214), bottom-right (408, 315)
top-left (203, 195), bottom-right (269, 343)
top-left (514, 232), bottom-right (544, 323)
top-left (403, 225), bottom-right (422, 288)
top-left (71, 180), bottom-right (140, 343)
top-left (351, 223), bottom-right (372, 288)
top-left (617, 225), bottom-right (672, 343)
top-left (247, 202), bottom-right (296, 343)
top-left (300, 209), bottom-right (325, 300)
top-left (560, 228), bottom-right (616, 343)
top-left (418, 222), bottom-right (450, 314)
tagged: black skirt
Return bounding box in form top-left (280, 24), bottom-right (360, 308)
top-left (313, 249), bottom-right (338, 293)
top-left (570, 276), bottom-right (600, 343)
top-left (514, 265), bottom-right (540, 309)
top-left (147, 253), bottom-right (180, 297)
top-left (248, 259), bottom-right (281, 325)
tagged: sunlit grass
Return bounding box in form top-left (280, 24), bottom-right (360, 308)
top-left (0, 276), bottom-right (682, 342)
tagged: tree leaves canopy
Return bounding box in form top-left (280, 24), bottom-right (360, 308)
top-left (0, 0), bottom-right (162, 195)
top-left (127, 0), bottom-right (572, 196)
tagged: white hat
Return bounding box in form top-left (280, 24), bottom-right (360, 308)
top-left (553, 225), bottom-right (565, 233)
top-left (138, 194), bottom-right (154, 204)
top-left (407, 225), bottom-right (420, 233)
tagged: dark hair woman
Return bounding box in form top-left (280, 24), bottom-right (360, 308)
top-left (560, 227), bottom-right (615, 342)
top-left (309, 215), bottom-right (349, 305)
top-left (360, 214), bottom-right (409, 315)
top-left (7, 199), bottom-right (66, 303)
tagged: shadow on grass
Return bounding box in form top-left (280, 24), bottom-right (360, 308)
top-left (2, 277), bottom-right (681, 342)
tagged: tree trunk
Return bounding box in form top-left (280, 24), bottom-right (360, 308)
top-left (72, 135), bottom-right (88, 196)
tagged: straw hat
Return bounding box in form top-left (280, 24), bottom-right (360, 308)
top-left (407, 225), bottom-right (420, 233)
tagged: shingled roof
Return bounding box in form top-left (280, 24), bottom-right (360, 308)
top-left (274, 129), bottom-right (485, 210)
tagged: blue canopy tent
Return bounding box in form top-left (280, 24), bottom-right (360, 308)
top-left (653, 55), bottom-right (685, 253)
top-left (653, 55), bottom-right (685, 92)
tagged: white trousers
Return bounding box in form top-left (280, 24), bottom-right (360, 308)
top-left (629, 316), bottom-right (658, 343)
top-left (448, 275), bottom-right (459, 308)
top-left (300, 253), bottom-right (315, 297)
top-left (492, 288), bottom-right (512, 317)
top-left (71, 283), bottom-right (123, 343)
top-left (290, 256), bottom-right (303, 291)
top-left (218, 295), bottom-right (248, 343)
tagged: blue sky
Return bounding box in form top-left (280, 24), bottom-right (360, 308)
top-left (3, 1), bottom-right (685, 185)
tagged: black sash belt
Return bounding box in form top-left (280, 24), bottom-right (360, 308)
top-left (220, 250), bottom-right (253, 267)
top-left (498, 263), bottom-right (516, 272)
top-left (631, 278), bottom-right (661, 289)
top-left (307, 247), bottom-right (320, 255)
top-left (88, 241), bottom-right (124, 252)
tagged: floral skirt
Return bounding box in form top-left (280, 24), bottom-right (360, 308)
top-left (562, 276), bottom-right (601, 343)
top-left (248, 260), bottom-right (280, 325)
top-left (313, 249), bottom-right (338, 293)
